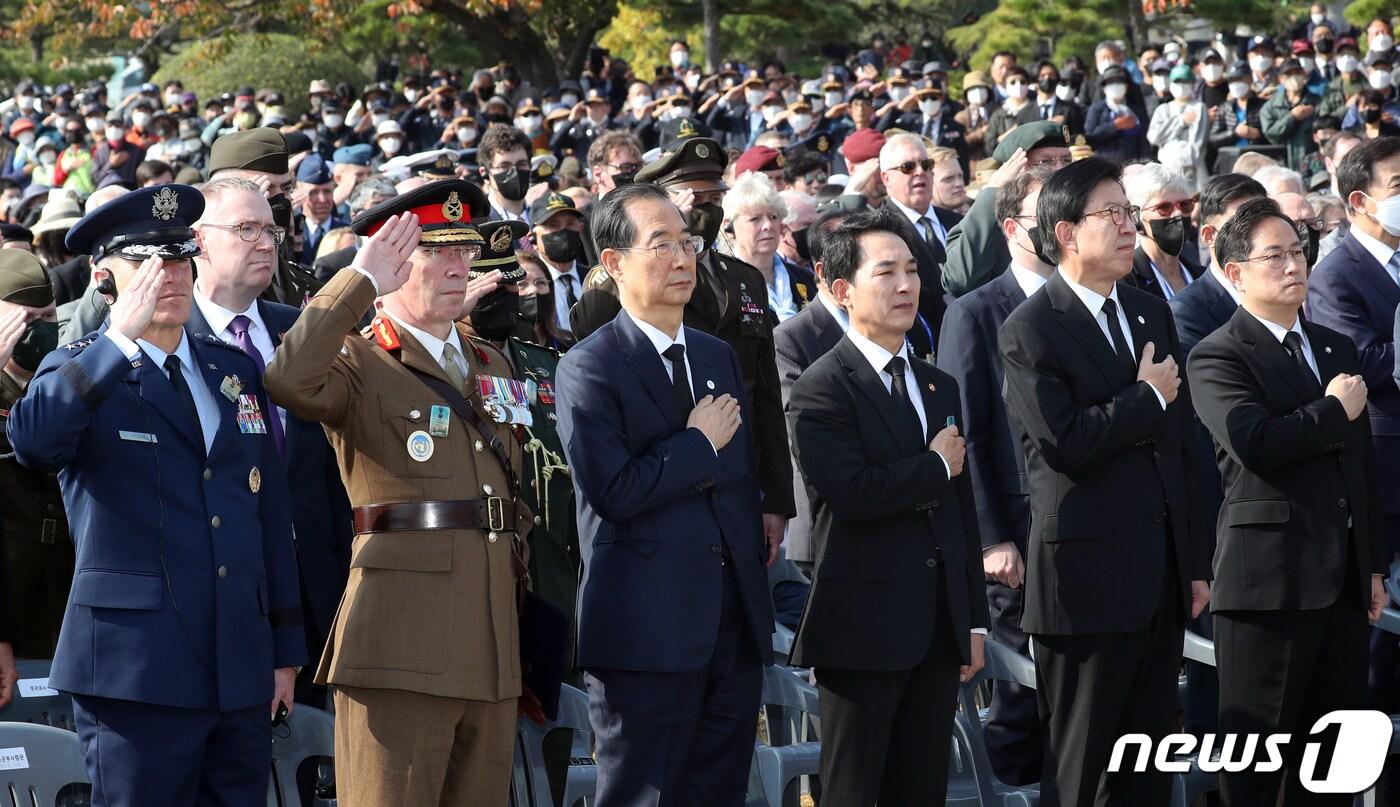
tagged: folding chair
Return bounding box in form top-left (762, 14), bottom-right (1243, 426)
top-left (267, 704), bottom-right (336, 807)
top-left (755, 665), bottom-right (820, 807)
top-left (514, 684), bottom-right (596, 807)
top-left (1169, 631), bottom-right (1219, 807)
top-left (952, 638), bottom-right (1040, 806)
top-left (0, 660), bottom-right (75, 732)
top-left (0, 721), bottom-right (89, 807)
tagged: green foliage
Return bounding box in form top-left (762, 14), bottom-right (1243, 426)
top-left (338, 0), bottom-right (485, 69)
top-left (152, 33), bottom-right (367, 117)
top-left (1344, 0), bottom-right (1398, 29)
top-left (0, 47), bottom-right (110, 86)
top-left (1188, 0), bottom-right (1308, 35)
top-left (947, 0), bottom-right (1123, 69)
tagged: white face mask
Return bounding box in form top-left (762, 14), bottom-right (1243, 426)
top-left (791, 113), bottom-right (813, 131)
top-left (372, 113), bottom-right (390, 126)
top-left (1104, 83), bottom-right (1128, 102)
top-left (1229, 81), bottom-right (1251, 99)
top-left (404, 89), bottom-right (420, 103)
top-left (87, 117), bottom-right (104, 135)
top-left (516, 114), bottom-right (543, 134)
top-left (919, 99), bottom-right (942, 117)
top-left (1373, 70), bottom-right (1394, 89)
top-left (1311, 12), bottom-right (1324, 24)
top-left (631, 95), bottom-right (652, 111)
top-left (1284, 75), bottom-right (1307, 93)
top-left (1097, 58), bottom-right (1116, 74)
top-left (379, 137), bottom-right (403, 155)
top-left (1201, 64), bottom-right (1224, 82)
top-left (1170, 82), bottom-right (1193, 100)
top-left (671, 51), bottom-right (689, 69)
top-left (1249, 55), bottom-right (1274, 73)
top-left (889, 86), bottom-right (910, 102)
top-left (1151, 75), bottom-right (1169, 93)
top-left (105, 127), bottom-right (123, 143)
top-left (39, 151), bottom-right (55, 166)
top-left (967, 87), bottom-right (990, 106)
top-left (807, 97), bottom-right (824, 114)
top-left (1005, 81), bottom-right (1029, 100)
top-left (1055, 83), bottom-right (1075, 101)
top-left (824, 91), bottom-right (844, 107)
top-left (1338, 55), bottom-right (1360, 73)
top-left (164, 92), bottom-right (181, 107)
top-left (16, 132), bottom-right (33, 147)
top-left (324, 114), bottom-right (344, 128)
top-left (1370, 192), bottom-right (1400, 236)
top-left (1373, 34), bottom-right (1394, 52)
top-left (663, 105), bottom-right (691, 121)
top-left (745, 89), bottom-right (766, 107)
top-left (561, 93), bottom-right (579, 107)
top-left (457, 126), bottom-right (476, 144)
top-left (761, 105), bottom-right (784, 124)
top-left (131, 111), bottom-right (150, 129)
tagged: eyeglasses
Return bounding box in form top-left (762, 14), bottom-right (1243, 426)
top-left (892, 158), bottom-right (935, 174)
top-left (1027, 155), bottom-right (1073, 169)
top-left (492, 161), bottom-right (530, 172)
top-left (607, 162), bottom-right (643, 175)
top-left (1295, 216), bottom-right (1324, 232)
top-left (416, 245), bottom-right (483, 262)
top-left (802, 172), bottom-right (830, 185)
top-left (202, 222), bottom-right (286, 245)
top-left (1240, 248), bottom-right (1308, 269)
top-left (617, 235), bottom-right (706, 260)
top-left (1082, 204), bottom-right (1142, 227)
top-left (1144, 198), bottom-right (1196, 217)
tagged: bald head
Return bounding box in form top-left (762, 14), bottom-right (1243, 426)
top-left (1275, 192), bottom-right (1317, 224)
top-left (85, 185), bottom-right (129, 214)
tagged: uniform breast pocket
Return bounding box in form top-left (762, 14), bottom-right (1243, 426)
top-left (379, 396), bottom-right (452, 478)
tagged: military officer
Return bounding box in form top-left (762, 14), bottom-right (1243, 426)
top-left (0, 251), bottom-right (71, 659)
top-left (6, 184), bottom-right (304, 805)
top-left (570, 136), bottom-right (796, 551)
top-left (264, 179), bottom-right (533, 807)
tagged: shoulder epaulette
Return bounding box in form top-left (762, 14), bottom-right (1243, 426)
top-left (367, 315), bottom-right (401, 352)
top-left (60, 337), bottom-right (95, 352)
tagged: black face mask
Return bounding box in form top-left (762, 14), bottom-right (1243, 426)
top-left (11, 319), bottom-right (57, 372)
top-left (1147, 216), bottom-right (1187, 257)
top-left (1362, 107), bottom-right (1383, 124)
top-left (1316, 38), bottom-right (1335, 55)
top-left (540, 229), bottom-right (584, 263)
top-left (472, 288), bottom-right (520, 340)
top-left (688, 202), bottom-right (724, 248)
top-left (517, 293), bottom-right (541, 325)
top-left (612, 171), bottom-right (636, 186)
top-left (485, 111), bottom-right (509, 124)
top-left (64, 130), bottom-right (84, 145)
top-left (491, 167), bottom-right (530, 201)
top-left (1024, 224), bottom-right (1055, 266)
top-left (1299, 223), bottom-right (1320, 267)
top-left (1038, 78), bottom-right (1058, 94)
top-left (267, 193), bottom-right (294, 263)
top-left (792, 227), bottom-right (812, 262)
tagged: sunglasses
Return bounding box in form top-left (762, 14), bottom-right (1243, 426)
top-left (1144, 198), bottom-right (1196, 217)
top-left (892, 158), bottom-right (935, 174)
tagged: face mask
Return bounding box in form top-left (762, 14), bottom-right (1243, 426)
top-left (1055, 83), bottom-right (1076, 102)
top-left (792, 228), bottom-right (811, 262)
top-left (1372, 71), bottom-right (1393, 89)
top-left (379, 137), bottom-right (403, 154)
top-left (16, 132), bottom-right (34, 147)
top-left (1338, 55), bottom-right (1360, 73)
top-left (1038, 78), bottom-right (1057, 94)
top-left (1147, 216), bottom-right (1187, 256)
top-left (688, 202), bottom-right (723, 247)
top-left (131, 111), bottom-right (150, 128)
top-left (631, 95), bottom-right (652, 112)
top-left (492, 167), bottom-right (530, 201)
top-left (663, 105), bottom-right (691, 121)
top-left (324, 114), bottom-right (344, 128)
top-left (783, 90), bottom-right (799, 105)
top-left (87, 117), bottom-right (104, 135)
top-left (791, 113), bottom-right (813, 131)
top-left (825, 91), bottom-right (844, 107)
top-left (1024, 225), bottom-right (1054, 266)
top-left (1316, 38), bottom-right (1335, 55)
top-left (761, 105), bottom-right (783, 124)
top-left (516, 114), bottom-right (543, 134)
top-left (671, 51), bottom-right (689, 69)
top-left (236, 112), bottom-right (259, 130)
top-left (1229, 81), bottom-right (1251, 99)
top-left (164, 92), bottom-right (181, 107)
top-left (1104, 83), bottom-right (1128, 102)
top-left (1284, 76), bottom-right (1306, 93)
top-left (540, 229), bottom-right (584, 263)
top-left (1299, 222), bottom-right (1320, 267)
top-left (1311, 12), bottom-right (1324, 24)
top-left (1170, 82), bottom-right (1193, 100)
top-left (968, 87), bottom-right (990, 106)
top-left (10, 320), bottom-right (57, 372)
top-left (1005, 81), bottom-right (1028, 100)
top-left (517, 293), bottom-right (541, 325)
top-left (889, 86), bottom-right (910, 102)
top-left (38, 151), bottom-right (55, 166)
top-left (745, 89), bottom-right (766, 107)
top-left (63, 130), bottom-right (82, 145)
top-left (457, 126), bottom-right (476, 144)
top-left (1300, 57), bottom-right (1316, 73)
top-left (1373, 34), bottom-right (1394, 52)
top-left (1249, 55), bottom-right (1273, 73)
top-left (404, 89), bottom-right (420, 103)
top-left (105, 127), bottom-right (123, 143)
top-left (1151, 75), bottom-right (1169, 93)
top-left (1363, 106), bottom-right (1383, 123)
top-left (1097, 59), bottom-right (1116, 74)
top-left (1368, 193), bottom-right (1400, 236)
top-left (471, 289), bottom-right (520, 340)
top-left (372, 113), bottom-right (390, 127)
top-left (561, 93), bottom-right (579, 107)
top-left (919, 99), bottom-right (942, 117)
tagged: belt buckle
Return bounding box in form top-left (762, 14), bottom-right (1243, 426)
top-left (486, 497), bottom-right (506, 532)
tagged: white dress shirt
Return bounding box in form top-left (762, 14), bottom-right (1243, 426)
top-left (1209, 265), bottom-right (1245, 307)
top-left (546, 261), bottom-right (581, 331)
top-left (890, 197), bottom-right (948, 247)
top-left (1351, 226), bottom-right (1400, 286)
top-left (1008, 262), bottom-right (1050, 299)
top-left (193, 288), bottom-right (288, 432)
top-left (1245, 309), bottom-right (1320, 381)
top-left (103, 329), bottom-right (220, 453)
top-left (818, 291), bottom-right (851, 331)
top-left (1058, 270), bottom-right (1167, 409)
top-left (629, 313), bottom-right (717, 455)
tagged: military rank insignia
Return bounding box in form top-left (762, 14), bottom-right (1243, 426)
top-left (371, 316), bottom-right (401, 351)
top-left (236, 394), bottom-right (268, 434)
top-left (476, 375), bottom-right (533, 426)
top-left (248, 467), bottom-right (261, 494)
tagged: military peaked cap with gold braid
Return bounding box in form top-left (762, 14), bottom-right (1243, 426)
top-left (470, 220), bottom-right (528, 282)
top-left (350, 179), bottom-right (489, 246)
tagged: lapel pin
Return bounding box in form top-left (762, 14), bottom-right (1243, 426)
top-left (706, 380), bottom-right (716, 390)
top-left (928, 383), bottom-right (936, 393)
top-left (1137, 315), bottom-right (1146, 324)
top-left (1325, 346), bottom-right (1333, 354)
top-left (207, 363), bottom-right (217, 370)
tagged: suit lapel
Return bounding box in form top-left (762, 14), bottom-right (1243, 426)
top-left (1304, 320), bottom-right (1344, 389)
top-left (615, 311), bottom-right (687, 426)
top-left (836, 337), bottom-right (917, 448)
top-left (994, 269), bottom-right (1027, 318)
top-left (131, 353), bottom-right (204, 454)
top-left (809, 297), bottom-right (845, 353)
top-left (1046, 272), bottom-right (1124, 388)
top-left (910, 359), bottom-right (943, 443)
top-left (190, 336), bottom-right (238, 460)
top-left (1343, 234), bottom-right (1400, 304)
top-left (396, 328), bottom-right (453, 385)
top-left (1232, 309), bottom-right (1318, 406)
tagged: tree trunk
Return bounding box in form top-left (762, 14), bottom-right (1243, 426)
top-left (28, 32), bottom-right (43, 65)
top-left (428, 0), bottom-right (560, 87)
top-left (1126, 0), bottom-right (1149, 53)
top-left (702, 0), bottom-right (721, 73)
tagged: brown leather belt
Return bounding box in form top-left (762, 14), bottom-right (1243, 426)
top-left (353, 498), bottom-right (513, 535)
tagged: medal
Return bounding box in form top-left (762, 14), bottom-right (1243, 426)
top-left (248, 467), bottom-right (261, 493)
top-left (220, 375), bottom-right (242, 402)
top-left (429, 404), bottom-right (450, 437)
top-left (407, 430), bottom-right (435, 462)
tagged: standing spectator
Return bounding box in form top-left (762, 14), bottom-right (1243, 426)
top-left (1262, 59), bottom-right (1322, 170)
top-left (986, 66), bottom-right (1035, 152)
top-left (723, 172), bottom-right (814, 323)
top-left (1208, 63), bottom-right (1267, 171)
top-left (528, 191), bottom-right (587, 337)
top-left (878, 133), bottom-right (961, 349)
top-left (1085, 66), bottom-right (1150, 162)
top-left (293, 154), bottom-right (347, 267)
top-left (954, 72), bottom-right (996, 164)
top-left (1247, 36), bottom-right (1281, 98)
top-left (1148, 65), bottom-right (1210, 190)
top-left (478, 125), bottom-right (533, 224)
top-left (92, 111), bottom-right (144, 188)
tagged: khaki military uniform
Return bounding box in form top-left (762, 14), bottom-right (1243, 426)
top-left (265, 268), bottom-right (531, 807)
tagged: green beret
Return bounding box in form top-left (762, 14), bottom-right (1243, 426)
top-left (992, 120), bottom-right (1070, 164)
top-left (208, 127), bottom-right (290, 176)
top-left (635, 136), bottom-right (728, 192)
top-left (0, 249), bottom-right (54, 308)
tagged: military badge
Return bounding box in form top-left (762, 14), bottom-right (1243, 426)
top-left (429, 404), bottom-right (450, 437)
top-left (151, 187), bottom-right (179, 221)
top-left (817, 135), bottom-right (830, 153)
top-left (476, 374), bottom-right (533, 426)
top-left (695, 143), bottom-right (710, 159)
top-left (248, 466), bottom-right (261, 494)
top-left (236, 394), bottom-right (268, 434)
top-left (371, 316), bottom-right (401, 351)
top-left (406, 430), bottom-right (435, 462)
top-left (490, 224), bottom-right (513, 253)
top-left (442, 191), bottom-right (464, 222)
top-left (219, 375), bottom-right (243, 402)
top-left (678, 118), bottom-right (699, 139)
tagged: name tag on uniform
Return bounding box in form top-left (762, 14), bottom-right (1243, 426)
top-left (429, 404), bottom-right (450, 437)
top-left (236, 394), bottom-right (268, 435)
top-left (118, 430), bottom-right (158, 444)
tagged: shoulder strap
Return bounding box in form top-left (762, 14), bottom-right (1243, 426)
top-left (402, 364), bottom-right (522, 501)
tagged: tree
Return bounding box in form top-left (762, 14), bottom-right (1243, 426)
top-left (152, 33), bottom-right (367, 117)
top-left (947, 0), bottom-right (1125, 70)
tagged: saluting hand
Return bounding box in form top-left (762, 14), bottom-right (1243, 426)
top-left (1137, 342), bottom-right (1180, 404)
top-left (107, 256), bottom-right (165, 341)
top-left (351, 212), bottom-right (420, 296)
top-left (0, 303), bottom-right (28, 370)
top-left (462, 269), bottom-right (504, 318)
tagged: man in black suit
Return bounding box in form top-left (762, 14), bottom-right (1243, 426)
top-left (787, 207), bottom-right (988, 805)
top-left (189, 177), bottom-right (353, 707)
top-left (774, 211), bottom-right (847, 573)
top-left (936, 167), bottom-right (1052, 786)
top-left (878, 132), bottom-right (961, 355)
top-left (1189, 199), bottom-right (1388, 805)
top-left (998, 157), bottom-right (1211, 807)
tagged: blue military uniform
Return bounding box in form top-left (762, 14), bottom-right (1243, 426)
top-left (5, 185), bottom-right (304, 807)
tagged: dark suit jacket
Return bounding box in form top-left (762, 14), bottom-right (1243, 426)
top-left (1125, 245), bottom-right (1205, 302)
top-left (774, 297), bottom-right (846, 564)
top-left (937, 268), bottom-right (1030, 550)
top-left (1189, 309), bottom-right (1388, 611)
top-left (1307, 232), bottom-right (1400, 520)
top-left (186, 299), bottom-right (354, 651)
top-left (889, 204), bottom-right (962, 351)
top-left (998, 272), bottom-right (1210, 636)
top-left (556, 310), bottom-right (775, 671)
top-left (786, 336), bottom-right (989, 670)
top-left (48, 255), bottom-right (90, 307)
top-left (1170, 267), bottom-right (1238, 361)
top-left (312, 245), bottom-right (357, 283)
top-left (875, 111), bottom-right (970, 177)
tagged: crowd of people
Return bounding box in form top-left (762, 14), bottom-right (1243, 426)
top-left (0, 5), bottom-right (1398, 805)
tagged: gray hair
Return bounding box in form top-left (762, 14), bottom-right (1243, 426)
top-left (349, 176), bottom-right (398, 214)
top-left (1252, 165), bottom-right (1306, 197)
top-left (878, 133), bottom-right (927, 170)
top-left (722, 171), bottom-right (787, 222)
top-left (199, 176), bottom-right (263, 204)
top-left (779, 189), bottom-right (816, 228)
top-left (591, 182), bottom-right (675, 253)
top-left (1124, 162), bottom-right (1192, 208)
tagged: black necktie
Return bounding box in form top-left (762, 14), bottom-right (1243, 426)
top-left (1283, 331), bottom-right (1323, 397)
top-left (561, 273), bottom-right (579, 309)
top-left (164, 355), bottom-right (205, 456)
top-left (663, 344), bottom-right (693, 416)
top-left (884, 356), bottom-right (925, 447)
top-left (1100, 299), bottom-right (1136, 377)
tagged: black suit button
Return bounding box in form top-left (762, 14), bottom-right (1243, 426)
top-left (1338, 498), bottom-right (1348, 510)
top-left (1152, 513), bottom-right (1164, 523)
top-left (1153, 449), bottom-right (1161, 459)
top-left (931, 500), bottom-right (940, 509)
top-left (926, 558), bottom-right (937, 568)
top-left (711, 545), bottom-right (722, 556)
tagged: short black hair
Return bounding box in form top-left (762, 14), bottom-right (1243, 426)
top-left (1214, 197), bottom-right (1300, 269)
top-left (1035, 156), bottom-right (1122, 264)
top-left (1199, 173), bottom-right (1267, 225)
top-left (784, 151), bottom-right (829, 184)
top-left (1337, 136), bottom-right (1400, 207)
top-left (995, 166), bottom-right (1054, 226)
top-left (821, 206), bottom-right (911, 286)
top-left (591, 182), bottom-right (675, 253)
top-left (807, 210), bottom-right (845, 264)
